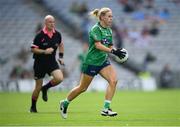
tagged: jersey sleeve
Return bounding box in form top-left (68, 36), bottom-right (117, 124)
top-left (57, 32), bottom-right (62, 44)
top-left (31, 34), bottom-right (41, 49)
top-left (90, 27), bottom-right (102, 42)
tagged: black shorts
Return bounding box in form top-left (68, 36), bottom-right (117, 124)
top-left (33, 59), bottom-right (59, 80)
top-left (82, 60), bottom-right (111, 76)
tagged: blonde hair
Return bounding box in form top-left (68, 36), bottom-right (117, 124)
top-left (89, 7), bottom-right (111, 20)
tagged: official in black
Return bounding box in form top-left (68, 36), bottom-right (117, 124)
top-left (30, 15), bottom-right (64, 113)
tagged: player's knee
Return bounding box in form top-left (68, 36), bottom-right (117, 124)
top-left (81, 88), bottom-right (88, 93)
top-left (78, 86), bottom-right (88, 93)
top-left (108, 79), bottom-right (118, 87)
top-left (54, 76), bottom-right (63, 84)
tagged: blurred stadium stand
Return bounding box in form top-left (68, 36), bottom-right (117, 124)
top-left (0, 0), bottom-right (179, 92)
top-left (0, 0), bottom-right (42, 89)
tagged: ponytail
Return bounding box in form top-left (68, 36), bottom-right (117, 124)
top-left (89, 7), bottom-right (111, 21)
top-left (89, 9), bottom-right (99, 19)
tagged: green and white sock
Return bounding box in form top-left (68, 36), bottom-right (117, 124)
top-left (104, 100), bottom-right (111, 109)
top-left (64, 98), bottom-right (70, 108)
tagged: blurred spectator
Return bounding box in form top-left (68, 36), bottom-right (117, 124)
top-left (144, 0), bottom-right (155, 9)
top-left (152, 8), bottom-right (170, 24)
top-left (34, 0), bottom-right (43, 4)
top-left (132, 10), bottom-right (145, 20)
top-left (77, 43), bottom-right (88, 72)
top-left (0, 57), bottom-right (8, 65)
top-left (158, 8), bottom-right (170, 21)
top-left (16, 46), bottom-right (30, 63)
top-left (118, 0), bottom-right (128, 5)
top-left (138, 26), bottom-right (152, 47)
top-left (170, 0), bottom-right (180, 6)
top-left (142, 52), bottom-right (156, 70)
top-left (81, 16), bottom-right (91, 43)
top-left (20, 69), bottom-right (32, 79)
top-left (68, 42), bottom-right (88, 75)
top-left (117, 19), bottom-right (129, 38)
top-left (118, 0), bottom-right (143, 13)
top-left (35, 22), bottom-right (42, 33)
top-left (123, 1), bottom-right (135, 13)
top-left (111, 22), bottom-right (124, 48)
top-left (9, 62), bottom-right (32, 80)
top-left (128, 27), bottom-right (141, 44)
top-left (78, 2), bottom-right (88, 16)
top-left (133, 0), bottom-right (143, 8)
top-left (149, 21), bottom-right (159, 36)
top-left (70, 1), bottom-right (79, 13)
top-left (141, 26), bottom-right (150, 35)
top-left (70, 1), bottom-right (88, 16)
top-left (9, 62), bottom-right (24, 80)
top-left (128, 26), bottom-right (152, 47)
top-left (160, 64), bottom-right (173, 88)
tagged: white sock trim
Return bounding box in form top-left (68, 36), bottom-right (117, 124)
top-left (65, 98), bottom-right (70, 103)
top-left (105, 100), bottom-right (111, 103)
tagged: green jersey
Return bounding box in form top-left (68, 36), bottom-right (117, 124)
top-left (84, 22), bottom-right (113, 66)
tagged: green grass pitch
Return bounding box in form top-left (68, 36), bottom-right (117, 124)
top-left (0, 89), bottom-right (180, 126)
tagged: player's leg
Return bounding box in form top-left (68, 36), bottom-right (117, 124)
top-left (67, 73), bottom-right (93, 101)
top-left (30, 60), bottom-right (45, 113)
top-left (60, 73), bottom-right (94, 119)
top-left (41, 69), bottom-right (63, 101)
top-left (99, 65), bottom-right (118, 116)
top-left (30, 79), bottom-right (43, 113)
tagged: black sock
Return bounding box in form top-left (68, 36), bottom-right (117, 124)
top-left (43, 81), bottom-right (55, 90)
top-left (31, 96), bottom-right (37, 109)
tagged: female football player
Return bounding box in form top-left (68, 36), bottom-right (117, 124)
top-left (60, 8), bottom-right (126, 118)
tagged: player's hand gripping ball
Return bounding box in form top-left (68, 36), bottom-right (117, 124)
top-left (112, 48), bottom-right (128, 63)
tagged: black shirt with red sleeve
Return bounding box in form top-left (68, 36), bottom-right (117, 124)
top-left (31, 29), bottom-right (62, 61)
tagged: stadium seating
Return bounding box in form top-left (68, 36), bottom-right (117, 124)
top-left (42, 0), bottom-right (180, 87)
top-left (0, 0), bottom-right (82, 90)
top-left (0, 0), bottom-right (179, 91)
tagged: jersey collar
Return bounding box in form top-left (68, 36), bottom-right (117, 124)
top-left (98, 22), bottom-right (107, 29)
top-left (43, 27), bottom-right (55, 38)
